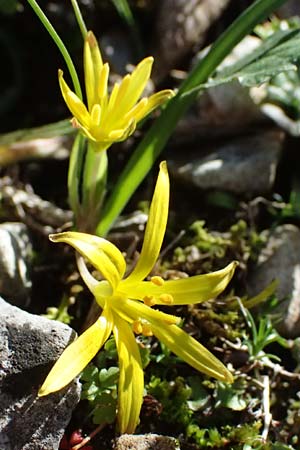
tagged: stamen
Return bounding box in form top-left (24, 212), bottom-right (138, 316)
top-left (143, 295), bottom-right (156, 307)
top-left (132, 320), bottom-right (143, 334)
top-left (159, 294), bottom-right (174, 305)
top-left (151, 276), bottom-right (164, 286)
top-left (142, 323), bottom-right (153, 337)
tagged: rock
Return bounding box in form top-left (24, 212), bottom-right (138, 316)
top-left (114, 434), bottom-right (180, 450)
top-left (277, 0), bottom-right (300, 17)
top-left (168, 129), bottom-right (284, 196)
top-left (175, 36), bottom-right (266, 139)
top-left (247, 225), bottom-right (300, 338)
top-left (0, 223), bottom-right (32, 307)
top-left (152, 0), bottom-right (231, 81)
top-left (0, 297), bottom-right (81, 450)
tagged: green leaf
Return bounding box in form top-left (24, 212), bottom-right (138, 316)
top-left (189, 28), bottom-right (300, 92)
top-left (98, 366), bottom-right (119, 389)
top-left (215, 382), bottom-right (247, 411)
top-left (80, 364), bottom-right (98, 382)
top-left (187, 376), bottom-right (210, 412)
top-left (92, 392), bottom-right (117, 425)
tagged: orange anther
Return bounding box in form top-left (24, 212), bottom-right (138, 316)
top-left (132, 320), bottom-right (143, 334)
top-left (151, 276), bottom-right (164, 286)
top-left (159, 294), bottom-right (174, 305)
top-left (142, 324), bottom-right (153, 337)
top-left (143, 295), bottom-right (156, 307)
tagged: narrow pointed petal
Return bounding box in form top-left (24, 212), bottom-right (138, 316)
top-left (121, 57), bottom-right (153, 111)
top-left (49, 232), bottom-right (126, 291)
top-left (110, 57), bottom-right (153, 123)
top-left (125, 262), bottom-right (238, 305)
top-left (124, 161), bottom-right (169, 284)
top-left (123, 98), bottom-right (148, 124)
top-left (113, 314), bottom-right (144, 434)
top-left (39, 306), bottom-right (113, 396)
top-left (151, 322), bottom-right (233, 383)
top-left (98, 63), bottom-right (110, 102)
top-left (113, 297), bottom-right (180, 325)
top-left (84, 31), bottom-right (103, 109)
top-left (90, 104), bottom-right (101, 126)
top-left (133, 89), bottom-right (174, 123)
top-left (59, 70), bottom-right (90, 128)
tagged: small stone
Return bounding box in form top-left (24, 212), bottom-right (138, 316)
top-left (247, 225), bottom-right (300, 338)
top-left (114, 434), bottom-right (180, 450)
top-left (0, 223), bottom-right (33, 307)
top-left (0, 297), bottom-right (81, 450)
top-left (277, 0), bottom-right (300, 17)
top-left (168, 129), bottom-right (284, 196)
top-left (153, 0), bottom-right (231, 81)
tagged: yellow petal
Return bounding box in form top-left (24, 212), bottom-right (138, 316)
top-left (49, 232), bottom-right (126, 291)
top-left (59, 70), bottom-right (90, 128)
top-left (113, 297), bottom-right (180, 326)
top-left (133, 89), bottom-right (174, 123)
top-left (113, 313), bottom-right (144, 434)
top-left (90, 103), bottom-right (101, 126)
top-left (122, 98), bottom-right (148, 124)
top-left (39, 306), bottom-right (113, 396)
top-left (110, 57), bottom-right (153, 123)
top-left (120, 57), bottom-right (153, 111)
top-left (126, 261), bottom-right (238, 305)
top-left (98, 62), bottom-right (110, 101)
top-left (151, 322), bottom-right (233, 383)
top-left (107, 119), bottom-right (136, 142)
top-left (124, 161), bottom-right (169, 284)
top-left (84, 31), bottom-right (103, 109)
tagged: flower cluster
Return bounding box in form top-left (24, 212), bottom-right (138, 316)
top-left (39, 162), bottom-right (237, 434)
top-left (59, 31), bottom-right (174, 152)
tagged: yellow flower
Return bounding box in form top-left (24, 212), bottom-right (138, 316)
top-left (59, 31), bottom-right (174, 152)
top-left (39, 162), bottom-right (237, 433)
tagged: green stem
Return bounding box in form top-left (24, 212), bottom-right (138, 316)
top-left (70, 0), bottom-right (88, 39)
top-left (96, 0), bottom-right (288, 237)
top-left (26, 0), bottom-right (82, 100)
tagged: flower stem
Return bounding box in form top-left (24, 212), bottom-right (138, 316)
top-left (26, 0), bottom-right (82, 100)
top-left (70, 0), bottom-right (88, 39)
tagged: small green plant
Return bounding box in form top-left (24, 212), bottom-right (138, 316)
top-left (240, 303), bottom-right (288, 364)
top-left (80, 338), bottom-right (119, 426)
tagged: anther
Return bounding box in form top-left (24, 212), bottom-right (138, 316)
top-left (132, 320), bottom-right (143, 334)
top-left (142, 324), bottom-right (153, 337)
top-left (159, 294), bottom-right (174, 305)
top-left (143, 295), bottom-right (156, 307)
top-left (151, 276), bottom-right (164, 286)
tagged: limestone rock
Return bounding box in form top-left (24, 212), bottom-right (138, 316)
top-left (168, 129), bottom-right (284, 196)
top-left (153, 0), bottom-right (231, 81)
top-left (247, 225), bottom-right (300, 338)
top-left (114, 434), bottom-right (180, 450)
top-left (0, 297), bottom-right (81, 450)
top-left (0, 223), bottom-right (32, 307)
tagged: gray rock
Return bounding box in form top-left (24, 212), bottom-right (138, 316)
top-left (0, 298), bottom-right (81, 450)
top-left (168, 129), bottom-right (284, 196)
top-left (277, 0), bottom-right (300, 17)
top-left (247, 225), bottom-right (300, 338)
top-left (0, 223), bottom-right (32, 307)
top-left (153, 0), bottom-right (231, 81)
top-left (114, 434), bottom-right (180, 450)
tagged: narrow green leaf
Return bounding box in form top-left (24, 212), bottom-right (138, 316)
top-left (0, 119), bottom-right (73, 146)
top-left (96, 0), bottom-right (288, 236)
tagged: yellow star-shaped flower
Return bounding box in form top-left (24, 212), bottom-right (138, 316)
top-left (39, 162), bottom-right (237, 434)
top-left (59, 31), bottom-right (174, 152)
